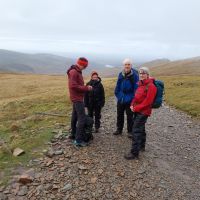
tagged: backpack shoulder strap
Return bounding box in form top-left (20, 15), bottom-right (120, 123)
top-left (128, 75), bottom-right (134, 85)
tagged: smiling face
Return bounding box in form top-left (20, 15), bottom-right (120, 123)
top-left (123, 63), bottom-right (132, 73)
top-left (139, 69), bottom-right (149, 80)
top-left (91, 74), bottom-right (99, 81)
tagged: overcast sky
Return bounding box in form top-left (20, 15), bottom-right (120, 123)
top-left (0, 0), bottom-right (200, 60)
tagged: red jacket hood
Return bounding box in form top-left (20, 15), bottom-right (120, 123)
top-left (67, 65), bottom-right (81, 75)
top-left (138, 77), bottom-right (155, 86)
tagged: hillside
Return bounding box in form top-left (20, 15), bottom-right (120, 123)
top-left (2, 49), bottom-right (200, 77)
top-left (149, 57), bottom-right (200, 76)
top-left (0, 49), bottom-right (107, 75)
top-left (0, 49), bottom-right (74, 74)
top-left (140, 58), bottom-right (170, 68)
top-left (0, 49), bottom-right (143, 77)
top-left (0, 75), bottom-right (199, 199)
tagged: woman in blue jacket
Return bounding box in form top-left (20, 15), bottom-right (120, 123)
top-left (114, 58), bottom-right (139, 137)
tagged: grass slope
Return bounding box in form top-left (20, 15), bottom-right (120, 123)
top-left (0, 73), bottom-right (116, 185)
top-left (159, 75), bottom-right (200, 118)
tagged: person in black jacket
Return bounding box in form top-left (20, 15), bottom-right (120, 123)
top-left (84, 71), bottom-right (105, 133)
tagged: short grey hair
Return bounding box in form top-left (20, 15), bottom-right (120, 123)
top-left (139, 67), bottom-right (150, 75)
top-left (123, 58), bottom-right (133, 65)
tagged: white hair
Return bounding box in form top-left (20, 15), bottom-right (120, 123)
top-left (123, 58), bottom-right (133, 65)
top-left (139, 67), bottom-right (150, 75)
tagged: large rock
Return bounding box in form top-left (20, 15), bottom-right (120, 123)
top-left (18, 175), bottom-right (33, 184)
top-left (13, 148), bottom-right (25, 157)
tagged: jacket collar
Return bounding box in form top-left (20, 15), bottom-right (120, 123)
top-left (139, 77), bottom-right (154, 86)
top-left (122, 68), bottom-right (133, 77)
top-left (67, 65), bottom-right (82, 74)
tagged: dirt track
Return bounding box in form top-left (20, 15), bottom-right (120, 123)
top-left (1, 97), bottom-right (200, 200)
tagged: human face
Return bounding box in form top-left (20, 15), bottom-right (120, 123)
top-left (91, 74), bottom-right (98, 81)
top-left (123, 63), bottom-right (131, 73)
top-left (139, 70), bottom-right (148, 80)
top-left (77, 64), bottom-right (86, 70)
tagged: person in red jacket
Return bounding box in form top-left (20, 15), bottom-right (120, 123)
top-left (124, 67), bottom-right (157, 160)
top-left (67, 57), bottom-right (92, 147)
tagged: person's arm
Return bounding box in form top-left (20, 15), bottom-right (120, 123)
top-left (133, 71), bottom-right (139, 94)
top-left (114, 74), bottom-right (121, 98)
top-left (69, 70), bottom-right (89, 92)
top-left (84, 84), bottom-right (89, 107)
top-left (134, 83), bottom-right (157, 112)
top-left (131, 96), bottom-right (136, 107)
top-left (100, 83), bottom-right (105, 107)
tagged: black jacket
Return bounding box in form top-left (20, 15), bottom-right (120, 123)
top-left (84, 78), bottom-right (105, 108)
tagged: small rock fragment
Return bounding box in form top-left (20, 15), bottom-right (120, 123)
top-left (17, 186), bottom-right (28, 196)
top-left (90, 177), bottom-right (98, 184)
top-left (13, 148), bottom-right (25, 157)
top-left (18, 174), bottom-right (33, 184)
top-left (61, 183), bottom-right (72, 192)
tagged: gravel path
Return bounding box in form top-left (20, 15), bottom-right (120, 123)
top-left (1, 97), bottom-right (200, 200)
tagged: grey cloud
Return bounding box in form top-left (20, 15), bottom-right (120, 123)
top-left (0, 0), bottom-right (200, 60)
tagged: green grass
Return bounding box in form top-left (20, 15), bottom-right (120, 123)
top-left (1, 72), bottom-right (199, 186)
top-left (0, 96), bottom-right (70, 186)
top-left (159, 75), bottom-right (200, 118)
top-left (0, 74), bottom-right (116, 186)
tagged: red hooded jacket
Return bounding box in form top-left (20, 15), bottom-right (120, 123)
top-left (67, 65), bottom-right (89, 102)
top-left (131, 78), bottom-right (157, 116)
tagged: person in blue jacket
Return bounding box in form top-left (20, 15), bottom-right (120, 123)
top-left (114, 58), bottom-right (139, 137)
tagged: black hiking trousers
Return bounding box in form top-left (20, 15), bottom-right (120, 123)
top-left (87, 105), bottom-right (102, 129)
top-left (71, 102), bottom-right (86, 142)
top-left (117, 102), bottom-right (133, 133)
top-left (131, 113), bottom-right (148, 155)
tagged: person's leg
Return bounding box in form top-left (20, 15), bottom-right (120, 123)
top-left (88, 105), bottom-right (94, 118)
top-left (141, 125), bottom-right (147, 151)
top-left (125, 103), bottom-right (134, 133)
top-left (131, 113), bottom-right (148, 155)
top-left (115, 102), bottom-right (125, 134)
top-left (74, 102), bottom-right (87, 143)
top-left (70, 103), bottom-right (77, 139)
top-left (125, 113), bottom-right (147, 159)
top-left (94, 106), bottom-right (101, 131)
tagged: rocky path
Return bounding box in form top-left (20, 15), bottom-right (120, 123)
top-left (1, 97), bottom-right (200, 200)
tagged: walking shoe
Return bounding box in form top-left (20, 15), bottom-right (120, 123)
top-left (127, 132), bottom-right (133, 138)
top-left (73, 140), bottom-right (88, 147)
top-left (124, 152), bottom-right (139, 160)
top-left (113, 130), bottom-right (122, 135)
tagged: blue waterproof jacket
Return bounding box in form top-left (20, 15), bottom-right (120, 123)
top-left (114, 68), bottom-right (139, 104)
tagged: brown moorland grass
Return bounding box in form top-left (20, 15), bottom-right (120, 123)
top-left (0, 73), bottom-right (116, 185)
top-left (157, 75), bottom-right (200, 118)
top-left (151, 58), bottom-right (200, 76)
top-left (0, 72), bottom-right (199, 185)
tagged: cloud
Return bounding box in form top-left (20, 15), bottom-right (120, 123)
top-left (0, 0), bottom-right (200, 60)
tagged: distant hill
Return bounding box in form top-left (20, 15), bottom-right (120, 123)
top-left (3, 49), bottom-right (200, 77)
top-left (150, 57), bottom-right (200, 76)
top-left (0, 49), bottom-right (125, 76)
top-left (140, 58), bottom-right (170, 68)
top-left (0, 49), bottom-right (75, 74)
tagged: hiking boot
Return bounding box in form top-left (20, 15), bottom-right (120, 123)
top-left (68, 134), bottom-right (75, 140)
top-left (124, 152), bottom-right (139, 160)
top-left (73, 140), bottom-right (88, 147)
top-left (113, 130), bottom-right (122, 135)
top-left (127, 132), bottom-right (133, 138)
